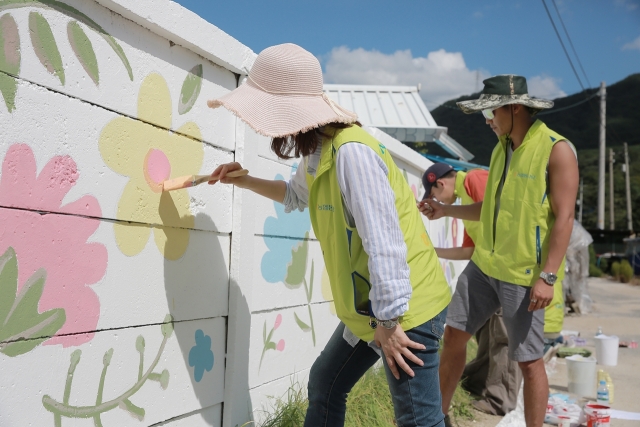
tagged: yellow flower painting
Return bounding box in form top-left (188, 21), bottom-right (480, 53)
top-left (99, 73), bottom-right (204, 260)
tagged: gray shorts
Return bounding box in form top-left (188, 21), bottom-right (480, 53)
top-left (446, 260), bottom-right (544, 362)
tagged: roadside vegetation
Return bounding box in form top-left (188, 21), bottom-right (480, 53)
top-left (253, 339), bottom-right (478, 427)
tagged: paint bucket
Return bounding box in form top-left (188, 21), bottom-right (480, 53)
top-left (566, 355), bottom-right (597, 397)
top-left (557, 415), bottom-right (572, 427)
top-left (584, 403), bottom-right (611, 427)
top-left (594, 335), bottom-right (619, 366)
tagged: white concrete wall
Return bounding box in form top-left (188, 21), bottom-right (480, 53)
top-left (0, 2), bottom-right (465, 426)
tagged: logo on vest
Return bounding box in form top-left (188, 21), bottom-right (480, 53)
top-left (317, 204), bottom-right (334, 212)
top-left (514, 172), bottom-right (536, 180)
top-left (525, 269), bottom-right (532, 275)
top-left (379, 144), bottom-right (386, 154)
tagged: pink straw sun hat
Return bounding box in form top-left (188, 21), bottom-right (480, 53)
top-left (207, 43), bottom-right (357, 138)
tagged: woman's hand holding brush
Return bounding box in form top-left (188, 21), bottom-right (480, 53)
top-left (208, 162), bottom-right (249, 187)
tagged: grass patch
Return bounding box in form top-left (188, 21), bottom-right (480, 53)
top-left (253, 383), bottom-right (308, 427)
top-left (344, 363), bottom-right (396, 427)
top-left (255, 338), bottom-right (479, 427)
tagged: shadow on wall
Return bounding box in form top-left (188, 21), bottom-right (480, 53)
top-left (162, 211), bottom-right (250, 425)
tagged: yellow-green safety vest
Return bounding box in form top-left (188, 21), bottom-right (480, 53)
top-left (472, 120), bottom-right (568, 287)
top-left (307, 126), bottom-right (451, 341)
top-left (544, 277), bottom-right (564, 334)
top-left (454, 170), bottom-right (482, 245)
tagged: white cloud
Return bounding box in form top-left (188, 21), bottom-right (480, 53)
top-left (615, 0), bottom-right (639, 10)
top-left (622, 36), bottom-right (640, 51)
top-left (527, 75), bottom-right (567, 100)
top-left (322, 46), bottom-right (489, 109)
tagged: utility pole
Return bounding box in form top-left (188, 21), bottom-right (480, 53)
top-left (578, 177), bottom-right (584, 223)
top-left (624, 142), bottom-right (633, 233)
top-left (597, 81), bottom-right (606, 230)
top-left (609, 148), bottom-right (615, 230)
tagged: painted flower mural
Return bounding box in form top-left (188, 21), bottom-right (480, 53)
top-left (188, 329), bottom-right (214, 383)
top-left (99, 73), bottom-right (204, 260)
top-left (260, 172), bottom-right (312, 283)
top-left (259, 314), bottom-right (285, 371)
top-left (0, 144), bottom-right (107, 347)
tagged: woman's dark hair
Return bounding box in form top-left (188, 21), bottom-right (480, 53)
top-left (270, 122), bottom-right (360, 160)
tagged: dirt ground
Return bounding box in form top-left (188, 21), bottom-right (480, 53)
top-left (458, 276), bottom-right (640, 427)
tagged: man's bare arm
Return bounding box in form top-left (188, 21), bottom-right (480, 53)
top-left (544, 141), bottom-right (579, 274)
top-left (418, 199), bottom-right (483, 221)
top-left (435, 246), bottom-right (474, 260)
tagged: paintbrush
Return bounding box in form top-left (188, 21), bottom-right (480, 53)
top-left (162, 169), bottom-right (249, 191)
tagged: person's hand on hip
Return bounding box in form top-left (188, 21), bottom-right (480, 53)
top-left (374, 324), bottom-right (426, 379)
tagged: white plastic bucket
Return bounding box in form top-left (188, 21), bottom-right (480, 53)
top-left (566, 355), bottom-right (597, 397)
top-left (594, 335), bottom-right (619, 366)
top-left (584, 403), bottom-right (611, 427)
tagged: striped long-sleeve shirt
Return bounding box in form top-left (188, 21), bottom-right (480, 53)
top-left (283, 142), bottom-right (411, 321)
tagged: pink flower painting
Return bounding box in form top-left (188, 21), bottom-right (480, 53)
top-left (0, 144), bottom-right (107, 347)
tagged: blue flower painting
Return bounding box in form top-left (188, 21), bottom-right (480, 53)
top-left (261, 172), bottom-right (311, 283)
top-left (188, 329), bottom-right (214, 382)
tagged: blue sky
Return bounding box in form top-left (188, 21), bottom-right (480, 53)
top-left (173, 0), bottom-right (640, 108)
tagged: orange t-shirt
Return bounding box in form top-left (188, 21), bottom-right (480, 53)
top-left (461, 169), bottom-right (489, 248)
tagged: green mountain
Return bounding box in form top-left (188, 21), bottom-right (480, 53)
top-left (430, 73), bottom-right (640, 232)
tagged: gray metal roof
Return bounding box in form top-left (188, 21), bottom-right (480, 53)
top-left (324, 84), bottom-right (474, 161)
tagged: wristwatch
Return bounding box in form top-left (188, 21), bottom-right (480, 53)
top-left (539, 271), bottom-right (557, 286)
top-left (376, 318), bottom-right (400, 329)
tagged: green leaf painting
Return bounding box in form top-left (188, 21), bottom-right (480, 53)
top-left (67, 21), bottom-right (98, 85)
top-left (0, 13), bottom-right (20, 111)
top-left (284, 232), bottom-right (309, 287)
top-left (0, 247), bottom-right (66, 357)
top-left (29, 11), bottom-right (65, 85)
top-left (178, 64), bottom-right (202, 115)
top-left (0, 0), bottom-right (133, 81)
top-left (293, 312), bottom-right (310, 331)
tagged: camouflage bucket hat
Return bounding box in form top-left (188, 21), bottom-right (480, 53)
top-left (457, 74), bottom-right (554, 114)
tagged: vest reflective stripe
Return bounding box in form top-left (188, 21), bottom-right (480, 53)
top-left (472, 120), bottom-right (567, 287)
top-left (454, 171), bottom-right (481, 245)
top-left (306, 126), bottom-right (451, 341)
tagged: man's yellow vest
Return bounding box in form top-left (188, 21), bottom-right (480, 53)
top-left (454, 171), bottom-right (482, 245)
top-left (544, 278), bottom-right (564, 334)
top-left (472, 120), bottom-right (567, 287)
top-left (306, 126), bottom-right (451, 341)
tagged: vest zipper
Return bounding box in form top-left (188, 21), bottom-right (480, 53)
top-left (536, 225), bottom-right (542, 267)
top-left (492, 143), bottom-right (509, 253)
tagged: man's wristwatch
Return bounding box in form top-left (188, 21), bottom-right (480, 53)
top-left (539, 271), bottom-right (557, 286)
top-left (376, 318), bottom-right (400, 329)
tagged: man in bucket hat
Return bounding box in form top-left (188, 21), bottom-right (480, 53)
top-left (421, 75), bottom-right (578, 427)
top-left (208, 43), bottom-right (451, 427)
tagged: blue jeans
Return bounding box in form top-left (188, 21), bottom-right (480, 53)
top-left (305, 307), bottom-right (447, 427)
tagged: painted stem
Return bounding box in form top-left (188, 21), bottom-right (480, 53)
top-left (95, 350), bottom-right (110, 405)
top-left (307, 304), bottom-right (316, 346)
top-left (42, 332), bottom-right (169, 418)
top-left (0, 0), bottom-right (133, 79)
top-left (303, 277), bottom-right (309, 303)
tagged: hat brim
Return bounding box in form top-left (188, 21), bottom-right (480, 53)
top-left (207, 80), bottom-right (357, 138)
top-left (457, 94), bottom-right (553, 114)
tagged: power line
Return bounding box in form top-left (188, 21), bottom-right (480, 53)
top-left (541, 0), bottom-right (586, 92)
top-left (538, 91), bottom-right (599, 115)
top-left (550, 0), bottom-right (592, 88)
